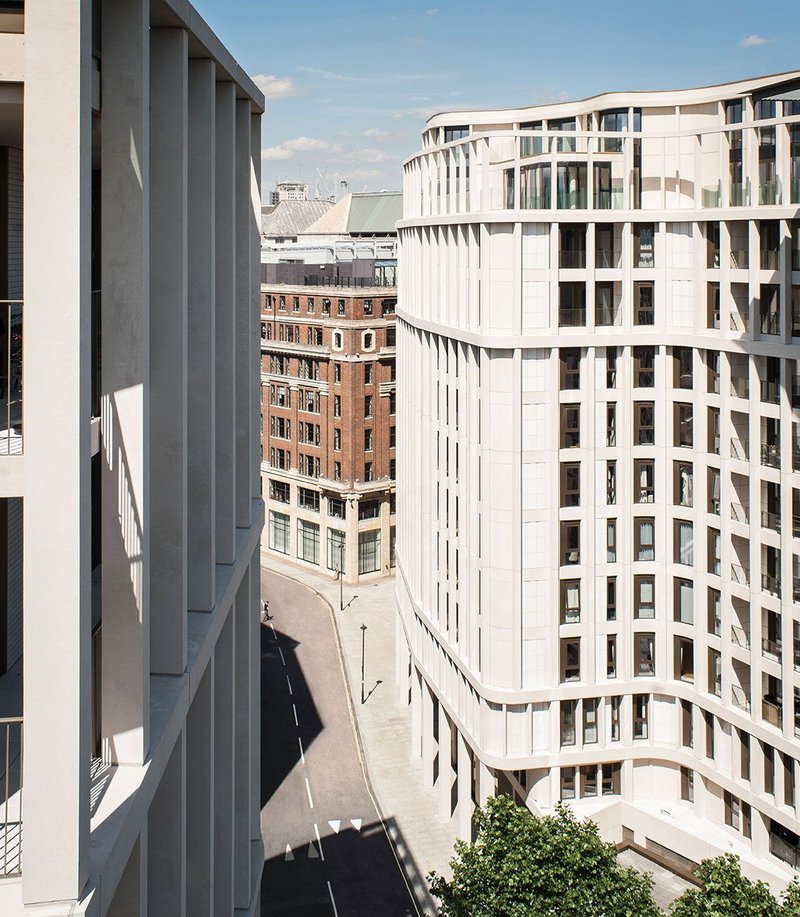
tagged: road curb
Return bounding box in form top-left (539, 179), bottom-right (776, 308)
top-left (264, 565), bottom-right (436, 917)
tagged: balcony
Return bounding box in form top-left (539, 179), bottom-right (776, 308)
top-left (731, 562), bottom-right (749, 586)
top-left (762, 698), bottom-right (783, 729)
top-left (760, 249), bottom-right (780, 271)
top-left (730, 437), bottom-right (749, 462)
top-left (760, 380), bottom-right (780, 404)
top-left (761, 443), bottom-right (781, 468)
top-left (0, 716), bottom-right (22, 877)
top-left (762, 636), bottom-right (782, 661)
top-left (730, 249), bottom-right (749, 270)
top-left (730, 180), bottom-right (751, 207)
top-left (0, 300), bottom-right (22, 456)
top-left (593, 189), bottom-right (623, 210)
top-left (731, 683), bottom-right (751, 712)
top-left (558, 308), bottom-right (586, 328)
top-left (559, 250), bottom-right (586, 269)
top-left (771, 831), bottom-right (800, 870)
top-left (730, 502), bottom-right (748, 524)
top-left (595, 248), bottom-right (620, 269)
top-left (556, 189), bottom-right (587, 210)
top-left (702, 184), bottom-right (721, 208)
top-left (731, 624), bottom-right (751, 649)
top-left (761, 509), bottom-right (781, 532)
top-left (762, 572), bottom-right (782, 598)
top-left (759, 178), bottom-right (782, 206)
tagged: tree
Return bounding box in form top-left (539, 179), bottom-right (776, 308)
top-left (670, 854), bottom-right (800, 917)
top-left (428, 795), bottom-right (662, 917)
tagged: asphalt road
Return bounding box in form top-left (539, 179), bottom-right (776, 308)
top-left (259, 567), bottom-right (418, 917)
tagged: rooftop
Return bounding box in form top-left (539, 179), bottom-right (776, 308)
top-left (302, 191), bottom-right (402, 237)
top-left (261, 199), bottom-right (334, 238)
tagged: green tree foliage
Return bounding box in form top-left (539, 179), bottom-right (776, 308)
top-left (670, 854), bottom-right (800, 917)
top-left (428, 795), bottom-right (662, 917)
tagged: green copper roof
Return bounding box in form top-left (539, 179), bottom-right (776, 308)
top-left (346, 192), bottom-right (402, 234)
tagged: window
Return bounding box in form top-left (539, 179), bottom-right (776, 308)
top-left (364, 429), bottom-right (373, 451)
top-left (332, 331), bottom-right (343, 350)
top-left (389, 425), bottom-right (396, 449)
top-left (297, 519), bottom-right (320, 565)
top-left (607, 519), bottom-right (617, 563)
top-left (583, 699), bottom-right (598, 744)
top-left (635, 460), bottom-right (654, 503)
top-left (560, 638), bottom-right (581, 682)
top-left (363, 299), bottom-right (373, 316)
top-left (631, 578), bottom-right (656, 624)
top-left (675, 579), bottom-right (694, 624)
top-left (708, 648), bottom-right (722, 696)
top-left (334, 461), bottom-right (341, 481)
top-left (606, 577), bottom-right (617, 621)
top-left (358, 529), bottom-right (381, 574)
top-left (327, 529), bottom-right (346, 573)
top-left (676, 462), bottom-right (693, 507)
top-left (675, 403), bottom-right (693, 447)
top-left (582, 765), bottom-right (598, 798)
top-left (681, 768), bottom-right (694, 803)
top-left (268, 510), bottom-right (290, 554)
top-left (365, 396), bottom-right (373, 418)
top-left (634, 346), bottom-right (655, 387)
top-left (389, 391), bottom-right (396, 415)
top-left (560, 767), bottom-right (576, 800)
top-left (635, 518), bottom-right (655, 561)
top-left (607, 403), bottom-right (617, 446)
top-left (634, 224), bottom-right (655, 267)
top-left (389, 526), bottom-right (396, 567)
top-left (561, 579), bottom-right (581, 624)
top-left (333, 395), bottom-right (341, 418)
top-left (363, 331), bottom-right (375, 351)
top-left (682, 700), bottom-right (694, 748)
top-left (637, 634), bottom-right (655, 676)
top-left (560, 349), bottom-right (581, 390)
top-left (386, 326), bottom-right (396, 347)
top-left (359, 500), bottom-right (380, 521)
top-left (705, 711), bottom-right (715, 759)
top-left (725, 791), bottom-right (741, 831)
top-left (337, 298), bottom-right (345, 315)
top-left (607, 635), bottom-right (617, 677)
top-left (675, 521), bottom-right (694, 565)
top-left (674, 347), bottom-right (693, 389)
top-left (610, 696), bottom-right (621, 741)
top-left (298, 487), bottom-right (320, 512)
top-left (562, 405), bottom-right (580, 447)
top-left (560, 700), bottom-right (576, 746)
top-left (675, 637), bottom-right (694, 682)
top-left (333, 428), bottom-right (341, 451)
top-left (561, 521), bottom-right (580, 565)
top-left (333, 363), bottom-right (342, 383)
top-left (607, 461), bottom-right (616, 505)
top-left (740, 731), bottom-right (750, 780)
top-left (633, 695), bottom-right (650, 739)
top-left (606, 347), bottom-right (617, 388)
top-left (364, 363), bottom-right (373, 384)
top-left (635, 402), bottom-right (654, 445)
top-left (364, 462), bottom-right (373, 482)
top-left (602, 762), bottom-right (621, 795)
top-left (292, 296), bottom-right (300, 312)
top-left (269, 479), bottom-right (290, 503)
top-left (764, 743), bottom-right (775, 796)
top-left (328, 498), bottom-right (346, 519)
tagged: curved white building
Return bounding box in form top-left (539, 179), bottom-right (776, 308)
top-left (396, 71), bottom-right (800, 885)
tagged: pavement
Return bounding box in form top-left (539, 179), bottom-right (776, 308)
top-left (260, 557), bottom-right (459, 916)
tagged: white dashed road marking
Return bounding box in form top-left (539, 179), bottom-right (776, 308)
top-left (298, 737), bottom-right (305, 764)
top-left (292, 703), bottom-right (299, 727)
top-left (305, 777), bottom-right (314, 809)
top-left (269, 622), bottom-right (277, 640)
top-left (278, 646), bottom-right (286, 666)
top-left (314, 823), bottom-right (326, 861)
top-left (327, 881), bottom-right (339, 917)
top-left (286, 675), bottom-right (293, 695)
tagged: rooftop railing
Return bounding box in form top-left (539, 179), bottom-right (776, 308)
top-left (0, 716), bottom-right (22, 877)
top-left (0, 300), bottom-right (22, 456)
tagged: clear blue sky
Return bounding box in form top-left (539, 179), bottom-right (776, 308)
top-left (194, 0), bottom-right (800, 200)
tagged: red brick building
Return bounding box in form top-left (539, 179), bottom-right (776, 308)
top-left (261, 285), bottom-right (397, 582)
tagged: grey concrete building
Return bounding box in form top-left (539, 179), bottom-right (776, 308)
top-left (0, 2), bottom-right (264, 914)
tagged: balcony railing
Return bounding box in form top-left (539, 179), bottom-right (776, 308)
top-left (730, 180), bottom-right (751, 207)
top-left (762, 635), bottom-right (782, 660)
top-left (762, 698), bottom-right (783, 728)
top-left (730, 249), bottom-right (749, 270)
top-left (771, 832), bottom-right (800, 870)
top-left (731, 562), bottom-right (749, 586)
top-left (760, 312), bottom-right (781, 335)
top-left (761, 443), bottom-right (781, 468)
top-left (595, 248), bottom-right (620, 269)
top-left (730, 310), bottom-right (748, 332)
top-left (731, 683), bottom-right (751, 712)
top-left (730, 501), bottom-right (748, 524)
top-left (559, 250), bottom-right (586, 269)
top-left (558, 308), bottom-right (586, 327)
top-left (731, 624), bottom-right (750, 649)
top-left (730, 437), bottom-right (748, 462)
top-left (0, 716), bottom-right (23, 877)
top-left (0, 301), bottom-right (22, 456)
top-left (761, 509), bottom-right (781, 532)
top-left (762, 572), bottom-right (782, 597)
top-left (761, 249), bottom-right (780, 271)
top-left (702, 184), bottom-right (721, 208)
top-left (760, 380), bottom-right (780, 404)
top-left (759, 178), bottom-right (782, 206)
top-left (556, 189), bottom-right (587, 210)
top-left (594, 189), bottom-right (623, 210)
top-left (595, 305), bottom-right (622, 326)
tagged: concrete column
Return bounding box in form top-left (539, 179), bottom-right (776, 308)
top-left (214, 82), bottom-right (237, 564)
top-left (235, 100), bottom-right (253, 528)
top-left (477, 759), bottom-right (495, 806)
top-left (233, 567), bottom-right (253, 907)
top-left (147, 730), bottom-right (186, 916)
top-left (186, 660), bottom-right (214, 916)
top-left (410, 664), bottom-right (422, 760)
top-left (22, 0), bottom-right (92, 903)
top-left (249, 550), bottom-right (261, 841)
top-left (187, 58), bottom-right (216, 610)
top-left (149, 29), bottom-right (188, 674)
top-left (438, 701), bottom-right (453, 819)
top-left (213, 610), bottom-right (235, 915)
top-left (107, 831), bottom-right (146, 917)
top-left (421, 681), bottom-right (435, 787)
top-left (99, 0), bottom-right (150, 768)
top-left (456, 731), bottom-right (474, 840)
top-left (250, 114), bottom-right (262, 496)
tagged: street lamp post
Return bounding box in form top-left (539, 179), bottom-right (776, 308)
top-left (360, 623), bottom-right (367, 705)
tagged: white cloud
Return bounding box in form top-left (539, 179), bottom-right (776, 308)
top-left (409, 35), bottom-right (427, 45)
top-left (739, 34), bottom-right (774, 47)
top-left (363, 127), bottom-right (408, 144)
top-left (250, 74), bottom-right (298, 99)
top-left (426, 7), bottom-right (439, 14)
top-left (354, 148), bottom-right (390, 163)
top-left (283, 136), bottom-right (342, 153)
top-left (261, 146), bottom-right (295, 162)
top-left (298, 66), bottom-right (454, 85)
